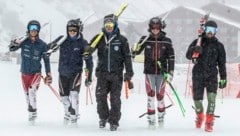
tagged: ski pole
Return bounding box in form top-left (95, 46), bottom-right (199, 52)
top-left (86, 86), bottom-right (93, 105)
top-left (185, 60), bottom-right (191, 98)
top-left (157, 61), bottom-right (186, 117)
top-left (166, 91), bottom-right (174, 106)
top-left (41, 76), bottom-right (61, 101)
top-left (138, 104), bottom-right (173, 118)
top-left (85, 68), bottom-right (93, 105)
top-left (47, 84), bottom-right (61, 101)
top-left (125, 81), bottom-right (129, 99)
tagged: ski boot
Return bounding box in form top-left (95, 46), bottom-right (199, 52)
top-left (70, 114), bottom-right (79, 126)
top-left (28, 112), bottom-right (37, 125)
top-left (99, 119), bottom-right (108, 128)
top-left (63, 113), bottom-right (71, 125)
top-left (110, 124), bottom-right (118, 131)
top-left (195, 112), bottom-right (204, 128)
top-left (205, 114), bottom-right (214, 132)
top-left (158, 111), bottom-right (165, 127)
top-left (147, 114), bottom-right (156, 129)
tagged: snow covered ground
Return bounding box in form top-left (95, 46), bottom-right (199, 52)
top-left (0, 61), bottom-right (239, 136)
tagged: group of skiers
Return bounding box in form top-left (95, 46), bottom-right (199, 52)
top-left (9, 13), bottom-right (226, 132)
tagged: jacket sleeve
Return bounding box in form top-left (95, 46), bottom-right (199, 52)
top-left (217, 42), bottom-right (227, 80)
top-left (166, 38), bottom-right (175, 73)
top-left (186, 39), bottom-right (197, 60)
top-left (122, 37), bottom-right (134, 78)
top-left (134, 36), bottom-right (148, 55)
top-left (83, 40), bottom-right (93, 74)
top-left (88, 34), bottom-right (102, 54)
top-left (42, 42), bottom-right (51, 74)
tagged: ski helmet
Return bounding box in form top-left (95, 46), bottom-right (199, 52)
top-left (66, 19), bottom-right (83, 33)
top-left (103, 14), bottom-right (118, 34)
top-left (148, 17), bottom-right (166, 32)
top-left (205, 20), bottom-right (217, 28)
top-left (27, 20), bottom-right (41, 32)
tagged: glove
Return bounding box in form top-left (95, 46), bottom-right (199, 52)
top-left (124, 73), bottom-right (132, 82)
top-left (9, 40), bottom-right (19, 51)
top-left (44, 74), bottom-right (52, 85)
top-left (163, 72), bottom-right (173, 82)
top-left (192, 46), bottom-right (202, 54)
top-left (85, 78), bottom-right (92, 87)
top-left (219, 79), bottom-right (227, 89)
top-left (84, 68), bottom-right (92, 87)
top-left (127, 80), bottom-right (134, 89)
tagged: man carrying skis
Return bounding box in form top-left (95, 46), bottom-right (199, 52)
top-left (132, 17), bottom-right (175, 128)
top-left (58, 19), bottom-right (93, 125)
top-left (9, 20), bottom-right (52, 125)
top-left (88, 14), bottom-right (133, 131)
top-left (186, 20), bottom-right (227, 132)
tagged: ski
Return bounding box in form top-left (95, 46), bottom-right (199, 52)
top-left (9, 22), bottom-right (50, 48)
top-left (192, 13), bottom-right (210, 64)
top-left (44, 35), bottom-right (65, 56)
top-left (84, 3), bottom-right (128, 57)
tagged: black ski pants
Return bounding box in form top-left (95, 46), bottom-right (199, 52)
top-left (95, 71), bottom-right (123, 126)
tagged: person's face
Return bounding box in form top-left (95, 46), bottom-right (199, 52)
top-left (68, 27), bottom-right (78, 37)
top-left (29, 30), bottom-right (38, 37)
top-left (104, 21), bottom-right (114, 33)
top-left (28, 24), bottom-right (39, 37)
top-left (151, 24), bottom-right (160, 35)
top-left (205, 26), bottom-right (217, 38)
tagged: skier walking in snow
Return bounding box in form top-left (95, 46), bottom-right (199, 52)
top-left (58, 19), bottom-right (93, 125)
top-left (186, 20), bottom-right (227, 132)
top-left (9, 20), bottom-right (52, 124)
top-left (87, 14), bottom-right (133, 131)
top-left (132, 17), bottom-right (175, 128)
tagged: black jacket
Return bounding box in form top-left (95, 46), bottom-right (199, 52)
top-left (186, 36), bottom-right (226, 79)
top-left (135, 32), bottom-right (175, 74)
top-left (90, 30), bottom-right (133, 78)
top-left (58, 35), bottom-right (93, 76)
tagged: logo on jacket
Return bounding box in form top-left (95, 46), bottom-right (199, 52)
top-left (114, 46), bottom-right (119, 51)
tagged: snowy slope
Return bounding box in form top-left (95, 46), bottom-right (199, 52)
top-left (0, 62), bottom-right (240, 136)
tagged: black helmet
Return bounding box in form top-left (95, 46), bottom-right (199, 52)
top-left (103, 14), bottom-right (118, 34)
top-left (67, 18), bottom-right (83, 33)
top-left (27, 20), bottom-right (41, 32)
top-left (103, 14), bottom-right (118, 24)
top-left (148, 17), bottom-right (166, 32)
top-left (205, 20), bottom-right (217, 28)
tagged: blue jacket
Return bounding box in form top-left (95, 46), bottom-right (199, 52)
top-left (58, 35), bottom-right (93, 76)
top-left (10, 38), bottom-right (51, 75)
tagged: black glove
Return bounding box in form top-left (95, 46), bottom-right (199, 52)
top-left (44, 74), bottom-right (52, 85)
top-left (9, 40), bottom-right (19, 51)
top-left (127, 80), bottom-right (134, 89)
top-left (192, 46), bottom-right (202, 54)
top-left (131, 51), bottom-right (137, 59)
top-left (124, 73), bottom-right (132, 81)
top-left (85, 77), bottom-right (92, 87)
top-left (219, 79), bottom-right (227, 89)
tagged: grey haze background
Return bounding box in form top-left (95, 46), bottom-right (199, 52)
top-left (0, 0), bottom-right (240, 54)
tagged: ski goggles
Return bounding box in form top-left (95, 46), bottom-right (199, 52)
top-left (151, 24), bottom-right (160, 30)
top-left (205, 26), bottom-right (217, 34)
top-left (104, 21), bottom-right (114, 29)
top-left (28, 24), bottom-right (40, 31)
top-left (68, 27), bottom-right (78, 32)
